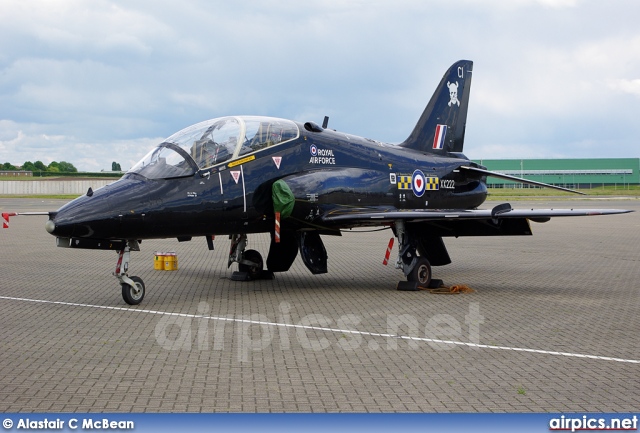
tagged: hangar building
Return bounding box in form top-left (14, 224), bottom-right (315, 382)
top-left (473, 158), bottom-right (639, 189)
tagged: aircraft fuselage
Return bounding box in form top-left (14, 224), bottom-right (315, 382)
top-left (50, 122), bottom-right (486, 242)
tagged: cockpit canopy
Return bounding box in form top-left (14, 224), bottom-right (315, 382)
top-left (129, 116), bottom-right (299, 179)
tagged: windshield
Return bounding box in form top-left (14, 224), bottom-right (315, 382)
top-left (128, 116), bottom-right (300, 179)
top-left (128, 144), bottom-right (196, 180)
top-left (166, 116), bottom-right (299, 169)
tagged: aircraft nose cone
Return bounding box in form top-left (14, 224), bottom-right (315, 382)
top-left (45, 219), bottom-right (56, 234)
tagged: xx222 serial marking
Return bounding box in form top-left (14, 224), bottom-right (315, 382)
top-left (441, 179), bottom-right (455, 189)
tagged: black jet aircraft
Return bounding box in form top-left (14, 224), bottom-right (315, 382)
top-left (4, 60), bottom-right (631, 305)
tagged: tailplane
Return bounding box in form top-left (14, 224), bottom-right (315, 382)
top-left (400, 60), bottom-right (473, 154)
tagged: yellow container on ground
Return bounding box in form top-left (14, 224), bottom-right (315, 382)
top-left (163, 252), bottom-right (178, 271)
top-left (153, 252), bottom-right (165, 270)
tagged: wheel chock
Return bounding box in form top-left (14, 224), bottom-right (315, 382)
top-left (428, 279), bottom-right (444, 289)
top-left (396, 281), bottom-right (419, 291)
top-left (397, 278), bottom-right (444, 291)
top-left (231, 271), bottom-right (251, 281)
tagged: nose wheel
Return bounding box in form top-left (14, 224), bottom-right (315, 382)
top-left (121, 275), bottom-right (145, 305)
top-left (114, 241), bottom-right (145, 305)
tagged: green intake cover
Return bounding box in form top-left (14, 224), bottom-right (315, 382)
top-left (272, 179), bottom-right (295, 219)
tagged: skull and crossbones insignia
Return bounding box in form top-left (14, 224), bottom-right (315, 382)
top-left (447, 81), bottom-right (460, 107)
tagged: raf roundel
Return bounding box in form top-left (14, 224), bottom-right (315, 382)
top-left (310, 144), bottom-right (318, 157)
top-left (412, 169), bottom-right (426, 197)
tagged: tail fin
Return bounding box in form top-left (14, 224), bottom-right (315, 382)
top-left (400, 60), bottom-right (473, 154)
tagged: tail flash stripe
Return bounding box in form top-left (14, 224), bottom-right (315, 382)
top-left (432, 124), bottom-right (447, 149)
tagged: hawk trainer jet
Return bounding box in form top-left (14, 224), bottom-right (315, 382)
top-left (3, 60), bottom-right (632, 305)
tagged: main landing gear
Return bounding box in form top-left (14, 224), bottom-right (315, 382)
top-left (114, 241), bottom-right (146, 305)
top-left (394, 220), bottom-right (432, 288)
top-left (228, 234), bottom-right (271, 280)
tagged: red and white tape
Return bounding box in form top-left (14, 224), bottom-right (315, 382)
top-left (2, 212), bottom-right (17, 229)
top-left (275, 212), bottom-right (281, 243)
top-left (382, 237), bottom-right (394, 265)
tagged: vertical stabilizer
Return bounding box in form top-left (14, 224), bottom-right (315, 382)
top-left (400, 60), bottom-right (473, 154)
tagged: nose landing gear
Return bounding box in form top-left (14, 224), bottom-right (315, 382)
top-left (114, 241), bottom-right (145, 305)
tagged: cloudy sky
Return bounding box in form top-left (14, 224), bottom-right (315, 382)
top-left (1, 0), bottom-right (639, 171)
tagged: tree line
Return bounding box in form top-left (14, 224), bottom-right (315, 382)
top-left (2, 161), bottom-right (124, 173)
top-left (1, 161), bottom-right (78, 173)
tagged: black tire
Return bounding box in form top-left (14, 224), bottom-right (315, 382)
top-left (239, 249), bottom-right (263, 279)
top-left (407, 257), bottom-right (431, 288)
top-left (122, 276), bottom-right (145, 305)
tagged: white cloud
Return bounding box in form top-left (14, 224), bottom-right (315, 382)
top-left (607, 79), bottom-right (640, 97)
top-left (0, 119), bottom-right (158, 170)
top-left (535, 0), bottom-right (578, 8)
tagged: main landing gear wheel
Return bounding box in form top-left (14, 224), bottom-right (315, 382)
top-left (239, 249), bottom-right (264, 279)
top-left (122, 276), bottom-right (145, 305)
top-left (407, 257), bottom-right (431, 288)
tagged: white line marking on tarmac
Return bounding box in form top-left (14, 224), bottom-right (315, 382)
top-left (1, 295), bottom-right (638, 364)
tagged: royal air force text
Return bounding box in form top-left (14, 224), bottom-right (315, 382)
top-left (309, 148), bottom-right (336, 165)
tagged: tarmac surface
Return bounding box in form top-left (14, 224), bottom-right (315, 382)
top-left (0, 197), bottom-right (639, 412)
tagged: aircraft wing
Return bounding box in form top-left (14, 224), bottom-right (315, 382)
top-left (320, 203), bottom-right (632, 237)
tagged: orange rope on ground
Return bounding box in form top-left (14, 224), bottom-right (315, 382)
top-left (420, 284), bottom-right (475, 294)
